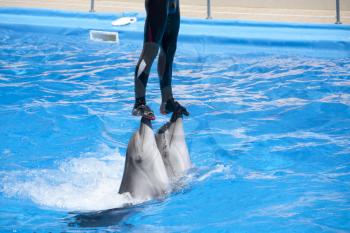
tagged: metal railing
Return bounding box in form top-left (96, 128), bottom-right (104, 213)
top-left (90, 0), bottom-right (95, 13)
top-left (207, 0), bottom-right (212, 19)
top-left (205, 0), bottom-right (343, 24)
top-left (89, 0), bottom-right (343, 24)
top-left (336, 0), bottom-right (342, 24)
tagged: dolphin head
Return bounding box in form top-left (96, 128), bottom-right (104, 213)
top-left (156, 113), bottom-right (192, 180)
top-left (119, 118), bottom-right (170, 200)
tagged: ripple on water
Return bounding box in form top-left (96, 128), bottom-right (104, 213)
top-left (0, 28), bottom-right (350, 232)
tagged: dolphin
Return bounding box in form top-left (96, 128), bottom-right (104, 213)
top-left (155, 112), bottom-right (191, 181)
top-left (119, 117), bottom-right (170, 201)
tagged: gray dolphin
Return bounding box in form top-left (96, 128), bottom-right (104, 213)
top-left (156, 113), bottom-right (192, 181)
top-left (119, 118), bottom-right (170, 200)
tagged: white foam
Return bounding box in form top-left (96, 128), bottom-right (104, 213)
top-left (1, 145), bottom-right (141, 211)
top-left (198, 164), bottom-right (234, 181)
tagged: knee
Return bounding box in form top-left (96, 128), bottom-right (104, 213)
top-left (136, 42), bottom-right (160, 78)
top-left (143, 42), bottom-right (160, 62)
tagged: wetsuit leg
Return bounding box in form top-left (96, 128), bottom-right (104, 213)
top-left (158, 0), bottom-right (180, 103)
top-left (134, 0), bottom-right (169, 102)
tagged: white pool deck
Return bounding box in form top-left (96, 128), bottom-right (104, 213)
top-left (1, 0), bottom-right (349, 24)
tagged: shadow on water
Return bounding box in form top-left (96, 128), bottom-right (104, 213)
top-left (66, 204), bottom-right (145, 228)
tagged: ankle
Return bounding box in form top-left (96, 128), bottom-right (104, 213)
top-left (135, 97), bottom-right (146, 107)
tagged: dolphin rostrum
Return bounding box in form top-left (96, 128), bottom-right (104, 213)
top-left (156, 112), bottom-right (191, 181)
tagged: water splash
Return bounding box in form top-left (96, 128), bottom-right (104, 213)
top-left (1, 146), bottom-right (135, 211)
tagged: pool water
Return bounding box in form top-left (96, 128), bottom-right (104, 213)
top-left (1, 19), bottom-right (350, 232)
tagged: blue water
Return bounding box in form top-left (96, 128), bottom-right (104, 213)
top-left (1, 25), bottom-right (350, 233)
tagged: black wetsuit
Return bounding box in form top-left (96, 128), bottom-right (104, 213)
top-left (134, 0), bottom-right (180, 107)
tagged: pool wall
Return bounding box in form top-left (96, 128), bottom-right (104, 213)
top-left (0, 7), bottom-right (349, 58)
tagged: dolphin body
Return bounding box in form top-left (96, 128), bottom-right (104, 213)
top-left (155, 113), bottom-right (191, 181)
top-left (119, 118), bottom-right (170, 200)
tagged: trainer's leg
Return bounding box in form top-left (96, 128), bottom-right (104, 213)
top-left (158, 0), bottom-right (188, 116)
top-left (134, 0), bottom-right (169, 103)
top-left (158, 0), bottom-right (180, 104)
top-left (134, 43), bottom-right (159, 101)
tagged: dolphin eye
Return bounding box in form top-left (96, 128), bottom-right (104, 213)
top-left (163, 152), bottom-right (169, 158)
top-left (135, 155), bottom-right (142, 163)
